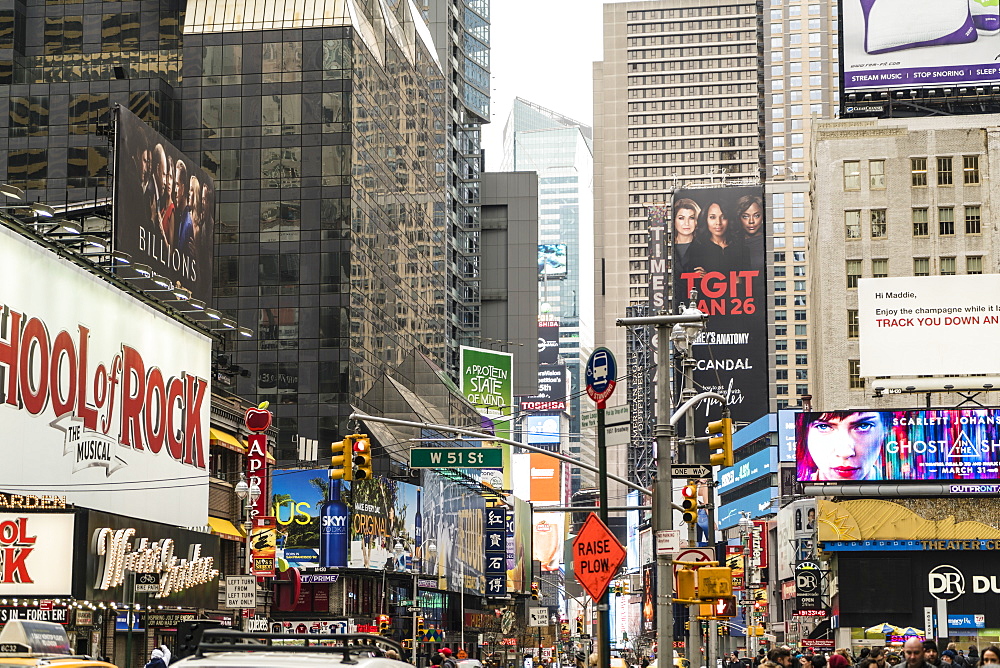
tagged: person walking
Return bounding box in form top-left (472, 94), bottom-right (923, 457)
top-left (144, 649), bottom-right (168, 668)
top-left (893, 638), bottom-right (932, 668)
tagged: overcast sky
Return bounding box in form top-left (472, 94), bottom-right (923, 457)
top-left (481, 0), bottom-right (608, 171)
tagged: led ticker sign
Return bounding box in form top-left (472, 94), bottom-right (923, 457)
top-left (796, 409), bottom-right (1000, 482)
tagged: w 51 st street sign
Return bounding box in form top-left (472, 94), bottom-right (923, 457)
top-left (409, 447), bottom-right (503, 468)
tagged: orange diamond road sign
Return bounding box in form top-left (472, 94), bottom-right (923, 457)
top-left (573, 512), bottom-right (626, 601)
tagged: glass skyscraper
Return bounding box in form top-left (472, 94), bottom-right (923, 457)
top-left (501, 97), bottom-right (594, 490)
top-left (0, 0), bottom-right (471, 461)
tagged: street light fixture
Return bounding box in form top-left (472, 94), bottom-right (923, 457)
top-left (234, 473), bottom-right (261, 630)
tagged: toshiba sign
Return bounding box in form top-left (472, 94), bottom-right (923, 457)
top-left (0, 513), bottom-right (75, 596)
top-left (0, 224), bottom-right (210, 526)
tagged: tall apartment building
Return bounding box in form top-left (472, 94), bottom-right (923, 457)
top-left (810, 115), bottom-right (1000, 410)
top-left (763, 0), bottom-right (839, 410)
top-left (500, 97), bottom-right (595, 491)
top-left (0, 0), bottom-right (492, 461)
top-left (594, 0), bottom-right (762, 368)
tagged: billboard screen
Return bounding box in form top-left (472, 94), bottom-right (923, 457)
top-left (528, 453), bottom-right (561, 502)
top-left (796, 409), bottom-right (1000, 482)
top-left (842, 0), bottom-right (1000, 92)
top-left (114, 106), bottom-right (215, 303)
top-left (0, 225), bottom-right (211, 527)
top-left (533, 511), bottom-right (564, 572)
top-left (538, 244), bottom-right (567, 278)
top-left (526, 415), bottom-right (561, 445)
top-left (671, 186), bottom-right (768, 428)
top-left (460, 346), bottom-right (514, 442)
top-left (538, 321), bottom-right (560, 365)
top-left (520, 365), bottom-right (567, 412)
top-left (422, 467), bottom-right (486, 595)
top-left (858, 276), bottom-right (1000, 377)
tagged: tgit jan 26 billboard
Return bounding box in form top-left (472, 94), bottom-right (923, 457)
top-left (0, 223), bottom-right (211, 527)
top-left (796, 409), bottom-right (1000, 482)
top-left (114, 106), bottom-right (215, 303)
top-left (663, 186), bottom-right (768, 428)
top-left (842, 0), bottom-right (1000, 92)
top-left (858, 275), bottom-right (1000, 377)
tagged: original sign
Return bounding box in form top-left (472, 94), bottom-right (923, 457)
top-left (225, 575), bottom-right (257, 609)
top-left (573, 513), bottom-right (626, 601)
top-left (0, 514), bottom-right (75, 596)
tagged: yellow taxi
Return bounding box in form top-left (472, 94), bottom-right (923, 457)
top-left (0, 620), bottom-right (116, 668)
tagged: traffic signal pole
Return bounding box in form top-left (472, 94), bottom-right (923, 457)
top-left (597, 403), bottom-right (611, 668)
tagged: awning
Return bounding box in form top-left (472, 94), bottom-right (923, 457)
top-left (210, 428), bottom-right (244, 452)
top-left (207, 516), bottom-right (245, 541)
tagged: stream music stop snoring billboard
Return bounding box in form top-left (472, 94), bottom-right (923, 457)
top-left (658, 186), bottom-right (768, 429)
top-left (859, 275), bottom-right (1000, 377)
top-left (842, 0), bottom-right (1000, 92)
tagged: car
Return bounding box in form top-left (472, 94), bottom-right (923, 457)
top-left (170, 626), bottom-right (412, 668)
top-left (0, 620), bottom-right (117, 668)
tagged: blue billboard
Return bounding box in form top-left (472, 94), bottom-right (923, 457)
top-left (717, 486), bottom-right (777, 530)
top-left (718, 447), bottom-right (777, 495)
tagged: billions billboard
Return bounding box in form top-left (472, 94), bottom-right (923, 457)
top-left (796, 409), bottom-right (1000, 482)
top-left (0, 224), bottom-right (211, 527)
top-left (671, 186), bottom-right (768, 428)
top-left (859, 276), bottom-right (1000, 377)
top-left (842, 0), bottom-right (1000, 92)
top-left (114, 106), bottom-right (215, 303)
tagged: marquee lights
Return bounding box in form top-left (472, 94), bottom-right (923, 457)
top-left (92, 528), bottom-right (218, 597)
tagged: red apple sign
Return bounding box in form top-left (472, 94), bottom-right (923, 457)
top-left (245, 401), bottom-right (272, 432)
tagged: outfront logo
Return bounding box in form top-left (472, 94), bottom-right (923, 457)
top-left (929, 564), bottom-right (965, 601)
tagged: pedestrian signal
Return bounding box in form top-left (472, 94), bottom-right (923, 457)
top-left (697, 566), bottom-right (733, 600)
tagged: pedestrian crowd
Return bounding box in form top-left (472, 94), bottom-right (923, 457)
top-left (723, 640), bottom-right (1000, 668)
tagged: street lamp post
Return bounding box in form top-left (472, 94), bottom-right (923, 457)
top-left (235, 473), bottom-right (261, 631)
top-left (737, 513), bottom-right (754, 658)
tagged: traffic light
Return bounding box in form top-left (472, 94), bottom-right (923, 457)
top-left (377, 614), bottom-right (391, 636)
top-left (353, 435), bottom-right (373, 480)
top-left (560, 623), bottom-right (569, 637)
top-left (697, 567), bottom-right (733, 600)
top-left (402, 639), bottom-right (413, 650)
top-left (531, 582), bottom-right (540, 600)
top-left (620, 581), bottom-right (629, 595)
top-left (708, 416), bottom-right (734, 468)
top-left (330, 435), bottom-right (356, 480)
top-left (576, 616), bottom-right (584, 636)
top-left (681, 482), bottom-right (698, 525)
top-left (676, 567), bottom-right (696, 601)
top-left (684, 621), bottom-right (690, 631)
top-left (713, 597), bottom-right (737, 618)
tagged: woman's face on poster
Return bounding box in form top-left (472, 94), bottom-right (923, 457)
top-left (806, 411), bottom-right (885, 480)
top-left (706, 203), bottom-right (728, 239)
top-left (740, 202), bottom-right (763, 236)
top-left (674, 207), bottom-right (698, 238)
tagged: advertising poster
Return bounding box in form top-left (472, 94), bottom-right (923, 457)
top-left (670, 186), bottom-right (768, 430)
top-left (347, 478), bottom-right (391, 570)
top-left (526, 415), bottom-right (561, 446)
top-left (538, 244), bottom-right (568, 277)
top-left (776, 499), bottom-right (817, 581)
top-left (460, 346), bottom-right (514, 442)
top-left (533, 511), bottom-right (564, 572)
top-left (0, 513), bottom-right (74, 596)
top-left (0, 224), bottom-right (210, 528)
top-left (271, 468), bottom-right (327, 569)
top-left (796, 409), bottom-right (1000, 482)
top-left (641, 563), bottom-right (656, 633)
top-left (858, 276), bottom-right (1000, 377)
top-left (114, 106), bottom-right (215, 303)
top-left (538, 321), bottom-right (560, 365)
top-left (422, 468), bottom-right (486, 595)
top-left (251, 516), bottom-right (278, 577)
top-left (528, 453), bottom-right (561, 502)
top-left (508, 498), bottom-right (532, 594)
top-left (521, 365), bottom-right (567, 412)
top-left (841, 0), bottom-right (1000, 92)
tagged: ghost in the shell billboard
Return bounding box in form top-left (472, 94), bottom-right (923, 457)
top-left (114, 106), bottom-right (215, 303)
top-left (796, 409), bottom-right (1000, 482)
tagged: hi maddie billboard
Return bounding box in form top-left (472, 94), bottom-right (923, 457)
top-left (841, 0), bottom-right (1000, 93)
top-left (796, 409), bottom-right (1000, 482)
top-left (669, 186), bottom-right (768, 429)
top-left (858, 276), bottom-right (1000, 377)
top-left (0, 222), bottom-right (211, 528)
top-left (114, 106), bottom-right (215, 303)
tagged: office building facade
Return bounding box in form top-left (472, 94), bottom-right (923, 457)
top-left (501, 97), bottom-right (595, 492)
top-left (0, 0), bottom-right (485, 461)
